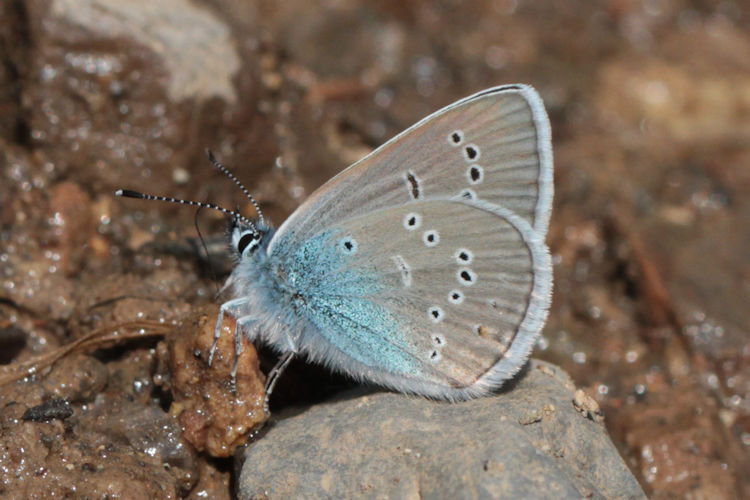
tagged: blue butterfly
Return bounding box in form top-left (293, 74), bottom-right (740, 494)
top-left (118, 84), bottom-right (553, 405)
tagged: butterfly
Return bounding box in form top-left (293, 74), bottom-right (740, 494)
top-left (117, 84), bottom-right (553, 405)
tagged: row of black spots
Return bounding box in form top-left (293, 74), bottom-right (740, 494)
top-left (448, 289), bottom-right (465, 305)
top-left (463, 144), bottom-right (480, 162)
top-left (449, 130), bottom-right (464, 146)
top-left (467, 164), bottom-right (484, 185)
top-left (423, 229), bottom-right (440, 247)
top-left (448, 130), bottom-right (485, 203)
top-left (454, 248), bottom-right (473, 265)
top-left (403, 170), bottom-right (422, 200)
top-left (402, 211), bottom-right (439, 250)
top-left (451, 132), bottom-right (484, 204)
top-left (338, 236), bottom-right (358, 255)
top-left (457, 267), bottom-right (477, 286)
top-left (428, 305), bottom-right (444, 324)
top-left (403, 212), bottom-right (422, 230)
top-left (447, 130), bottom-right (481, 162)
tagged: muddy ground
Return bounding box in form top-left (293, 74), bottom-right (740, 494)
top-left (1, 1), bottom-right (748, 498)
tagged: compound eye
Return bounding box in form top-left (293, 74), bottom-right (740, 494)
top-left (237, 232), bottom-right (260, 256)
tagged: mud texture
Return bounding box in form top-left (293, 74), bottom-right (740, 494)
top-left (1, 1), bottom-right (749, 498)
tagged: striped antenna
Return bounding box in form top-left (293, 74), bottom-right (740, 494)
top-left (205, 149), bottom-right (265, 227)
top-left (115, 189), bottom-right (258, 235)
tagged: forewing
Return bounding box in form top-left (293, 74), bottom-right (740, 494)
top-left (280, 198), bottom-right (551, 399)
top-left (268, 85), bottom-right (553, 257)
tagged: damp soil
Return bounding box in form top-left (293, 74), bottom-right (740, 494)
top-left (1, 1), bottom-right (749, 498)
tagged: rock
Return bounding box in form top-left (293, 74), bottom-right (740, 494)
top-left (238, 360), bottom-right (645, 499)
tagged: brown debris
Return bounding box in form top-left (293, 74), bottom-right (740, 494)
top-left (157, 304), bottom-right (267, 458)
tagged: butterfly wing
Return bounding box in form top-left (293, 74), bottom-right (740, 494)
top-left (274, 198), bottom-right (551, 400)
top-left (268, 84), bottom-right (553, 259)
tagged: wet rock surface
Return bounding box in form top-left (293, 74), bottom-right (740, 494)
top-left (1, 0), bottom-right (749, 498)
top-left (239, 361), bottom-right (645, 499)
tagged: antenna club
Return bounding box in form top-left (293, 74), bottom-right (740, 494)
top-left (116, 189), bottom-right (146, 199)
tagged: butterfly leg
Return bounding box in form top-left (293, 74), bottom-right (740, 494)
top-left (229, 315), bottom-right (258, 395)
top-left (263, 351), bottom-right (295, 416)
top-left (209, 297), bottom-right (251, 366)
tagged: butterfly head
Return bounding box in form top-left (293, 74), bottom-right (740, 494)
top-left (229, 216), bottom-right (273, 262)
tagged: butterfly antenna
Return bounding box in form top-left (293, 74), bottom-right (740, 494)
top-left (115, 189), bottom-right (258, 235)
top-left (205, 149), bottom-right (265, 227)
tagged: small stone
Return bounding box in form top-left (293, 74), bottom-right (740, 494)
top-left (519, 408), bottom-right (543, 425)
top-left (573, 389), bottom-right (605, 423)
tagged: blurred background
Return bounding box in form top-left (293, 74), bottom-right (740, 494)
top-left (1, 1), bottom-right (748, 498)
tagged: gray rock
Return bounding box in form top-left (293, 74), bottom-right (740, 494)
top-left (238, 361), bottom-right (646, 499)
